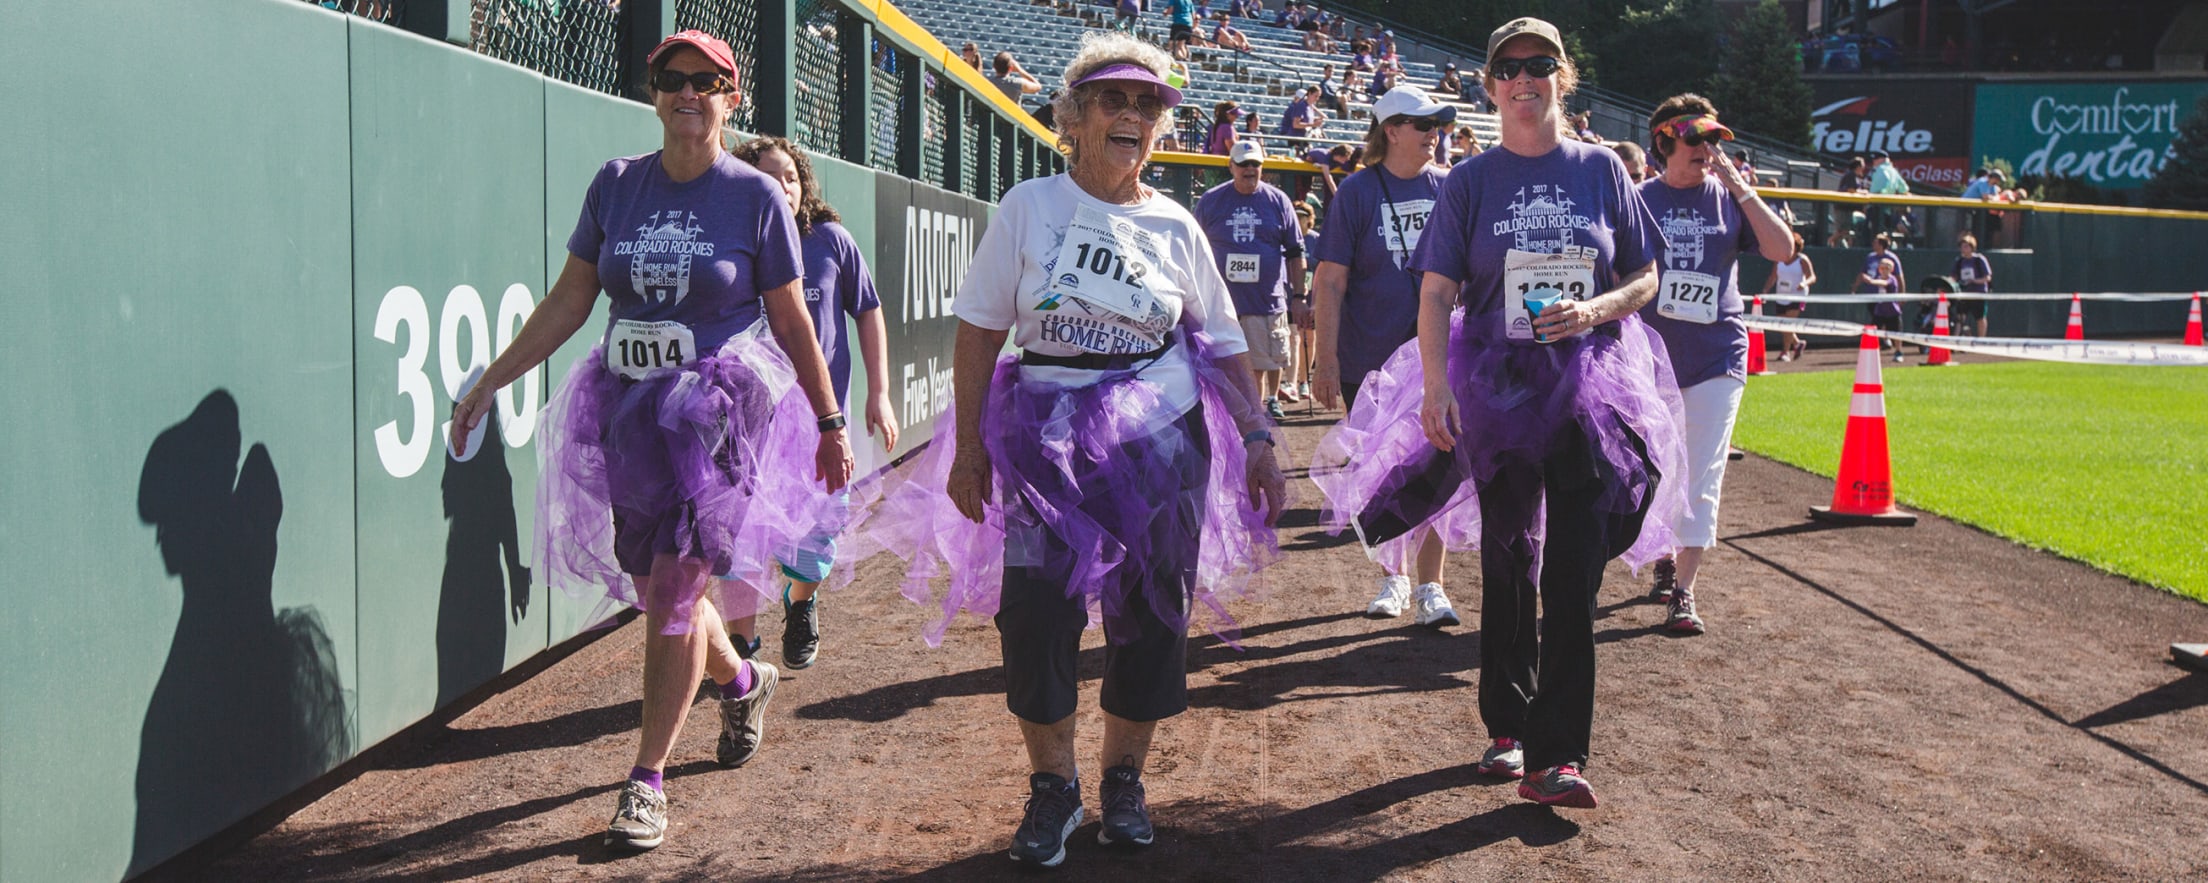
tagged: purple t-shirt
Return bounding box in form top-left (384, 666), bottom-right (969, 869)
top-left (1636, 177), bottom-right (1758, 388)
top-left (1954, 253), bottom-right (1991, 293)
top-left (799, 221), bottom-right (882, 405)
top-left (1315, 162), bottom-right (1446, 381)
top-left (1410, 139), bottom-right (1663, 326)
top-left (1196, 181), bottom-right (1304, 317)
top-left (567, 151), bottom-right (804, 352)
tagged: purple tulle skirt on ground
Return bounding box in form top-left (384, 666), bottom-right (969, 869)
top-left (534, 323), bottom-right (839, 635)
top-left (847, 331), bottom-right (1279, 647)
top-left (1312, 310), bottom-right (1687, 569)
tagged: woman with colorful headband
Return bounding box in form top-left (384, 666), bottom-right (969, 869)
top-left (448, 30), bottom-right (851, 850)
top-left (1635, 95), bottom-right (1795, 635)
top-left (1313, 17), bottom-right (1686, 808)
top-left (854, 31), bottom-right (1285, 868)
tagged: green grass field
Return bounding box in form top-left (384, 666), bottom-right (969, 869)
top-left (1735, 360), bottom-right (2208, 602)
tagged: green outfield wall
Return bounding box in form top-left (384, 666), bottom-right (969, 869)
top-left (0, 1), bottom-right (1005, 879)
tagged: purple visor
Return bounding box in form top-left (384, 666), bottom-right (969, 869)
top-left (1069, 63), bottom-right (1184, 109)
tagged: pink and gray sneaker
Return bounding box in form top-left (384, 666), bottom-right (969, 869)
top-left (1476, 737), bottom-right (1524, 779)
top-left (1518, 763), bottom-right (1598, 808)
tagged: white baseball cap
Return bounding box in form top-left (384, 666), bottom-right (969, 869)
top-left (1229, 139), bottom-right (1267, 164)
top-left (1369, 85), bottom-right (1457, 125)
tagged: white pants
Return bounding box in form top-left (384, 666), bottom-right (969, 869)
top-left (1671, 376), bottom-right (1745, 548)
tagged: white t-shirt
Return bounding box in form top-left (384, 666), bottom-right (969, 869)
top-left (955, 174), bottom-right (1249, 415)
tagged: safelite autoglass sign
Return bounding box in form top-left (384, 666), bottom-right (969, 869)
top-left (1809, 78), bottom-right (1976, 187)
top-left (1971, 81), bottom-right (2208, 191)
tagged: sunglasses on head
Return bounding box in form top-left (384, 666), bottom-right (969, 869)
top-left (1389, 116), bottom-right (1444, 132)
top-left (1487, 55), bottom-right (1561, 80)
top-left (1094, 89), bottom-right (1166, 120)
top-left (653, 69), bottom-right (734, 95)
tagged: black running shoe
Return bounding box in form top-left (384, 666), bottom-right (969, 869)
top-left (1648, 558), bottom-right (1678, 604)
top-left (782, 593), bottom-right (821, 669)
top-left (1009, 772), bottom-right (1085, 867)
top-left (1096, 765), bottom-right (1154, 848)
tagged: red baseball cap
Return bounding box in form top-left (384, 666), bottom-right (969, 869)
top-left (649, 29), bottom-right (738, 79)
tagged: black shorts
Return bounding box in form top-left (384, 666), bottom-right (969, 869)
top-left (995, 404), bottom-right (1209, 724)
top-left (1871, 311), bottom-right (1903, 334)
top-left (1170, 23), bottom-right (1195, 42)
top-left (1950, 296), bottom-right (1987, 322)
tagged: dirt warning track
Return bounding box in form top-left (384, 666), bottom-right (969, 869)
top-left (213, 412), bottom-right (2208, 881)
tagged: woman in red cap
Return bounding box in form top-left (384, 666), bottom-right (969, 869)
top-left (449, 29), bottom-right (852, 851)
top-left (855, 29), bottom-right (1285, 869)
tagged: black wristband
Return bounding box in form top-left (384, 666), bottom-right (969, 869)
top-left (816, 412), bottom-right (846, 433)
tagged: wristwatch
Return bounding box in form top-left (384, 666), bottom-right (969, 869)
top-left (1242, 429), bottom-right (1276, 447)
top-left (816, 412), bottom-right (847, 433)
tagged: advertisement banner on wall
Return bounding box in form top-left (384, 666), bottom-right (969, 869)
top-left (1972, 80), bottom-right (2208, 190)
top-left (1810, 78), bottom-right (1977, 187)
top-left (873, 174), bottom-right (991, 460)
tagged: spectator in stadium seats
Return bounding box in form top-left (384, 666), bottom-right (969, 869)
top-left (1436, 62), bottom-right (1463, 98)
top-left (1570, 110), bottom-right (1596, 142)
top-left (1317, 142), bottom-right (1358, 198)
top-left (1866, 149), bottom-right (1908, 237)
top-left (1199, 139), bottom-right (1308, 420)
top-left (1305, 22), bottom-right (1334, 52)
top-left (1115, 0), bottom-right (1142, 31)
top-left (1606, 140), bottom-right (1649, 181)
top-left (1451, 125), bottom-right (1483, 164)
top-left (1952, 232), bottom-right (1992, 337)
top-left (1280, 86), bottom-right (1326, 139)
top-left (1208, 101), bottom-right (1245, 154)
top-left (960, 42), bottom-right (983, 70)
top-left (928, 30), bottom-right (1285, 867)
top-left (1350, 40), bottom-right (1376, 72)
top-left (1165, 0), bottom-right (1198, 59)
top-left (1317, 63), bottom-right (1344, 116)
top-left (1372, 61), bottom-right (1399, 94)
top-left (1213, 11), bottom-right (1253, 52)
top-left (1961, 167), bottom-right (2006, 200)
top-left (1836, 156), bottom-right (1867, 193)
top-left (1375, 29), bottom-right (1396, 60)
top-left (993, 52), bottom-right (1043, 106)
top-left (1276, 0), bottom-right (1302, 28)
top-left (1856, 232), bottom-right (1906, 361)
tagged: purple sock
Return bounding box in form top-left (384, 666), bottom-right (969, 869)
top-left (628, 766), bottom-right (663, 792)
top-left (720, 659), bottom-right (754, 700)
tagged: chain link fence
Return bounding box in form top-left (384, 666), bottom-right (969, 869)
top-left (868, 44), bottom-right (907, 174)
top-left (468, 0), bottom-right (622, 95)
top-left (310, 0), bottom-right (403, 24)
top-left (790, 0), bottom-right (844, 157)
top-left (922, 75), bottom-right (948, 189)
top-left (961, 95), bottom-right (984, 199)
top-left (674, 0), bottom-right (761, 132)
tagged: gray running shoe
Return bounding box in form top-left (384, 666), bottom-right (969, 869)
top-left (604, 779), bottom-right (668, 850)
top-left (1518, 763), bottom-right (1598, 808)
top-left (715, 660), bottom-right (780, 768)
top-left (782, 594), bottom-right (821, 669)
top-left (1009, 772), bottom-right (1085, 867)
top-left (1096, 765), bottom-right (1154, 847)
top-left (1476, 737), bottom-right (1525, 779)
top-left (1648, 558), bottom-right (1677, 604)
top-left (1666, 587), bottom-right (1706, 636)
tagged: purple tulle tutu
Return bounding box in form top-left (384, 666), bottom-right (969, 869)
top-left (534, 322), bottom-right (840, 635)
top-left (1312, 310), bottom-right (1687, 569)
top-left (847, 331), bottom-right (1280, 647)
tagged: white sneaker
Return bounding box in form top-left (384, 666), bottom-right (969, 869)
top-left (1412, 582), bottom-right (1459, 627)
top-left (1365, 574), bottom-right (1413, 618)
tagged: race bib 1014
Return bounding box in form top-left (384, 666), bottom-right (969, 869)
top-left (605, 319), bottom-right (696, 381)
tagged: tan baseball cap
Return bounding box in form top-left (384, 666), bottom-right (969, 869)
top-left (1487, 17), bottom-right (1565, 60)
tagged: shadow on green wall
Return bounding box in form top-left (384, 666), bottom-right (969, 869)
top-left (132, 391), bottom-right (352, 872)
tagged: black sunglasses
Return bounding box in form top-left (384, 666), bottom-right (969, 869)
top-left (1487, 56), bottom-right (1561, 81)
top-left (1388, 116), bottom-right (1444, 132)
top-left (653, 69), bottom-right (734, 95)
top-left (1678, 133), bottom-right (1725, 147)
top-left (1233, 160), bottom-right (1263, 169)
top-left (1094, 88), bottom-right (1166, 120)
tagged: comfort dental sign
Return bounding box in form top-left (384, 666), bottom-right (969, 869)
top-left (1972, 81), bottom-right (2208, 190)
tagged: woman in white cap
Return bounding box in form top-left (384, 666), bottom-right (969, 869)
top-left (449, 29), bottom-right (851, 850)
top-left (1309, 84), bottom-right (1461, 629)
top-left (1315, 17), bottom-right (1686, 808)
top-left (855, 30), bottom-right (1285, 868)
top-left (1634, 94), bottom-right (1795, 636)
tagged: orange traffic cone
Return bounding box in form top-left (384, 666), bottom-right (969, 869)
top-left (2064, 293), bottom-right (2084, 341)
top-left (1747, 296), bottom-right (1776, 375)
top-left (2186, 292), bottom-right (2203, 347)
top-left (1925, 293), bottom-right (1952, 366)
top-left (1810, 333), bottom-right (1918, 526)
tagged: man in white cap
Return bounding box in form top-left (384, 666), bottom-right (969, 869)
top-left (1312, 84), bottom-right (1461, 628)
top-left (1197, 140), bottom-right (1308, 419)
